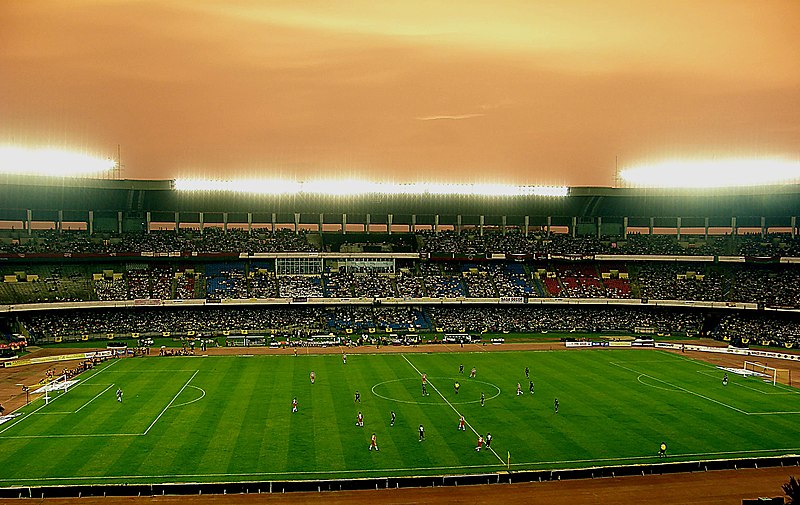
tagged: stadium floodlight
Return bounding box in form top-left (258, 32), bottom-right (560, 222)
top-left (0, 146), bottom-right (116, 177)
top-left (173, 178), bottom-right (568, 197)
top-left (619, 159), bottom-right (800, 188)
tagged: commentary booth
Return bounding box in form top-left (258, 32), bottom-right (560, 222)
top-left (225, 335), bottom-right (267, 347)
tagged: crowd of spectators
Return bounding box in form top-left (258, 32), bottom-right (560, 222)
top-left (729, 266), bottom-right (800, 307)
top-left (2, 258), bottom-right (800, 309)
top-left (0, 228), bottom-right (319, 254)
top-left (427, 306), bottom-right (704, 335)
top-left (278, 275), bottom-right (323, 298)
top-left (23, 307), bottom-right (324, 340)
top-left (716, 313), bottom-right (800, 347)
top-left (20, 305), bottom-right (707, 341)
top-left (636, 263), bottom-right (724, 301)
top-left (5, 229), bottom-right (800, 258)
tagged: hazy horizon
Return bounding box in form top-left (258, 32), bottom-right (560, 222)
top-left (2, 1), bottom-right (799, 186)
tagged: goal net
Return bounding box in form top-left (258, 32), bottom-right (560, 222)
top-left (743, 361), bottom-right (791, 386)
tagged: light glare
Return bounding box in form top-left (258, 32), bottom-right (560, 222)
top-left (174, 178), bottom-right (568, 197)
top-left (0, 146), bottom-right (116, 177)
top-left (620, 159), bottom-right (800, 188)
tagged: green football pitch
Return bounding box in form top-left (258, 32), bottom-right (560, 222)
top-left (1, 349), bottom-right (799, 486)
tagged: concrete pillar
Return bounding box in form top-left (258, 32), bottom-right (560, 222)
top-left (411, 214), bottom-right (416, 233)
top-left (704, 217), bottom-right (709, 239)
top-left (341, 213), bottom-right (346, 235)
top-left (731, 216), bottom-right (737, 235)
top-left (272, 213), bottom-right (277, 233)
top-left (175, 212), bottom-right (180, 232)
top-left (247, 213), bottom-right (252, 234)
top-left (294, 213), bottom-right (300, 234)
top-left (434, 215), bottom-right (439, 233)
top-left (57, 210), bottom-right (63, 232)
top-left (792, 216), bottom-right (797, 239)
top-left (571, 216), bottom-right (577, 238)
top-left (318, 213), bottom-right (324, 234)
top-left (761, 216), bottom-right (766, 237)
top-left (199, 212), bottom-right (204, 234)
top-left (26, 209), bottom-right (32, 235)
top-left (223, 212), bottom-right (228, 232)
top-left (388, 214), bottom-right (393, 235)
top-left (524, 216), bottom-right (530, 238)
top-left (547, 216), bottom-right (552, 237)
top-left (597, 216), bottom-right (602, 239)
top-left (502, 215), bottom-right (507, 235)
top-left (88, 210), bottom-right (94, 236)
top-left (649, 217), bottom-right (654, 235)
top-left (365, 213), bottom-right (371, 233)
top-left (623, 216), bottom-right (628, 236)
top-left (457, 215), bottom-right (462, 235)
top-left (118, 211), bottom-right (123, 234)
top-left (479, 215), bottom-right (485, 236)
top-left (676, 217), bottom-right (682, 241)
top-left (146, 212), bottom-right (151, 233)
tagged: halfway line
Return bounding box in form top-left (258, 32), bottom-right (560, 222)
top-left (142, 370), bottom-right (198, 436)
top-left (401, 354), bottom-right (505, 465)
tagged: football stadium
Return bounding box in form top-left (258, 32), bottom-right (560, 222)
top-left (0, 177), bottom-right (799, 503)
top-left (3, 2), bottom-right (800, 504)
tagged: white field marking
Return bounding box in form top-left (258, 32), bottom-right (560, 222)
top-left (401, 354), bottom-right (505, 465)
top-left (0, 462), bottom-right (505, 483)
top-left (610, 362), bottom-right (750, 415)
top-left (3, 446), bottom-right (800, 483)
top-left (371, 377), bottom-right (501, 405)
top-left (510, 446), bottom-right (800, 468)
top-left (100, 369), bottom-right (199, 373)
top-left (660, 350), bottom-right (800, 394)
top-left (74, 384), bottom-right (116, 413)
top-left (636, 374), bottom-right (681, 392)
top-left (0, 433), bottom-right (141, 439)
top-left (0, 360), bottom-right (120, 434)
top-left (170, 385), bottom-right (206, 409)
top-left (142, 370), bottom-right (199, 435)
top-left (695, 370), bottom-right (796, 395)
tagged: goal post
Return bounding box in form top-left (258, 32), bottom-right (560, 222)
top-left (743, 361), bottom-right (791, 386)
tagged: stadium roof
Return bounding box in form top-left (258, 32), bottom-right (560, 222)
top-left (1, 175), bottom-right (798, 227)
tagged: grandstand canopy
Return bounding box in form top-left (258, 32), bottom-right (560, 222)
top-left (0, 175), bottom-right (798, 233)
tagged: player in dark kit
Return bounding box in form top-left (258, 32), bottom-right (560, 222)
top-left (554, 398), bottom-right (559, 414)
top-left (454, 381), bottom-right (460, 394)
top-left (485, 432), bottom-right (492, 448)
top-left (529, 381), bottom-right (534, 394)
top-left (459, 363), bottom-right (464, 374)
top-left (722, 373), bottom-right (728, 386)
top-left (419, 424), bottom-right (425, 441)
top-left (525, 367), bottom-right (529, 379)
top-left (390, 411), bottom-right (396, 427)
top-left (354, 390), bottom-right (361, 403)
top-left (480, 392), bottom-right (485, 407)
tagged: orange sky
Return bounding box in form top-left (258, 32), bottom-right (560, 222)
top-left (1, 0), bottom-right (799, 186)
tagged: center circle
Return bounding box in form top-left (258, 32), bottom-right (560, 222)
top-left (371, 377), bottom-right (502, 405)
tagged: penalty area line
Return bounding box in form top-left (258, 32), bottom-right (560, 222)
top-left (74, 383), bottom-right (115, 413)
top-left (401, 354), bottom-right (505, 465)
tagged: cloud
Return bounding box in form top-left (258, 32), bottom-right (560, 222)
top-left (415, 113), bottom-right (485, 121)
